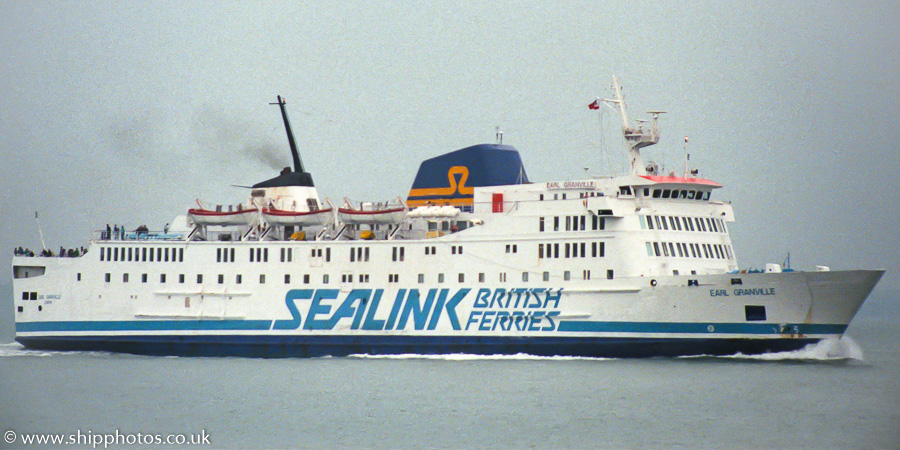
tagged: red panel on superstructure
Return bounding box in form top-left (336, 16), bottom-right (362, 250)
top-left (638, 175), bottom-right (722, 187)
top-left (492, 193), bottom-right (504, 212)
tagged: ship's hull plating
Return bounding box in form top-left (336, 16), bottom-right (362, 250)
top-left (13, 269), bottom-right (883, 358)
top-left (16, 334), bottom-right (820, 358)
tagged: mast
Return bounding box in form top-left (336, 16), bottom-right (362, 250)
top-left (600, 77), bottom-right (664, 175)
top-left (253, 96), bottom-right (315, 188)
top-left (271, 95), bottom-right (304, 173)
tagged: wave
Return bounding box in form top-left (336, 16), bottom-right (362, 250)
top-left (0, 342), bottom-right (117, 359)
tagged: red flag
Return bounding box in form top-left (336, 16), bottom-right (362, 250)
top-left (588, 99), bottom-right (600, 110)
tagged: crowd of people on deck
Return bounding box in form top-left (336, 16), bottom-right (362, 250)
top-left (14, 222), bottom-right (168, 257)
top-left (14, 246), bottom-right (87, 257)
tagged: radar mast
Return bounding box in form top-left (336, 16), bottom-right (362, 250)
top-left (600, 77), bottom-right (665, 175)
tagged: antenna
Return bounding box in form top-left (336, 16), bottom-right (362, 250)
top-left (34, 211), bottom-right (47, 252)
top-left (495, 126), bottom-right (503, 145)
top-left (270, 95), bottom-right (304, 173)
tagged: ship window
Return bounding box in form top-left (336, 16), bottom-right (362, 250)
top-left (142, 273), bottom-right (148, 283)
top-left (280, 248), bottom-right (285, 262)
top-left (583, 270), bottom-right (590, 280)
top-left (158, 273), bottom-right (166, 283)
top-left (653, 242), bottom-right (661, 256)
top-left (652, 189), bottom-right (661, 198)
top-left (662, 189), bottom-right (671, 198)
top-left (500, 273), bottom-right (507, 282)
top-left (670, 216), bottom-right (680, 231)
top-left (236, 274), bottom-right (242, 284)
top-left (142, 248), bottom-right (147, 261)
top-left (661, 242), bottom-right (669, 257)
top-left (179, 274), bottom-right (185, 283)
top-left (123, 273), bottom-right (129, 283)
top-left (259, 274), bottom-right (265, 284)
top-left (218, 274), bottom-right (224, 284)
top-left (285, 274), bottom-right (291, 284)
top-left (553, 217), bottom-right (559, 231)
top-left (105, 273), bottom-right (111, 283)
top-left (326, 248), bottom-right (331, 262)
top-left (647, 216), bottom-right (654, 230)
top-left (479, 273), bottom-right (485, 282)
top-left (554, 243), bottom-right (559, 258)
top-left (302, 274), bottom-right (309, 284)
top-left (522, 272), bottom-right (529, 282)
top-left (686, 191), bottom-right (695, 200)
top-left (128, 248), bottom-right (133, 261)
top-left (538, 243), bottom-right (544, 259)
top-left (539, 194), bottom-right (544, 201)
top-left (566, 216), bottom-right (571, 231)
top-left (543, 271), bottom-right (550, 282)
top-left (580, 215), bottom-right (586, 230)
top-left (640, 216), bottom-right (647, 230)
top-left (459, 273), bottom-right (465, 283)
top-left (668, 242), bottom-right (676, 257)
top-left (197, 274), bottom-right (203, 283)
top-left (563, 271), bottom-right (570, 281)
top-left (607, 270), bottom-right (614, 279)
top-left (745, 305), bottom-right (766, 321)
top-left (539, 217), bottom-right (545, 232)
top-left (565, 243), bottom-right (570, 258)
top-left (418, 274), bottom-right (425, 283)
top-left (677, 244), bottom-right (684, 257)
top-left (322, 274), bottom-right (328, 284)
top-left (438, 273), bottom-right (445, 283)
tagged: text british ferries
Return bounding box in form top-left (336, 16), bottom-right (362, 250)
top-left (272, 287), bottom-right (563, 332)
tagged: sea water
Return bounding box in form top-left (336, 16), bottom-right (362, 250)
top-left (1, 298), bottom-right (897, 449)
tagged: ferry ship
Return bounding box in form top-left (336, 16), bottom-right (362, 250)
top-left (11, 80), bottom-right (883, 358)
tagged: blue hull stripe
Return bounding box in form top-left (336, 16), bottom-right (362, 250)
top-left (15, 334), bottom-right (822, 358)
top-left (556, 320), bottom-right (847, 335)
top-left (16, 319), bottom-right (847, 336)
top-left (16, 319), bottom-right (273, 332)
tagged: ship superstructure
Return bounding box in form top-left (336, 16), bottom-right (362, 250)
top-left (11, 81), bottom-right (883, 357)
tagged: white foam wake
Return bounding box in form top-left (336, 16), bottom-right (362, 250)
top-left (723, 336), bottom-right (865, 362)
top-left (348, 352), bottom-right (614, 362)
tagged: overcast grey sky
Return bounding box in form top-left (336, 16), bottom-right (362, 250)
top-left (1, 1), bottom-right (898, 296)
